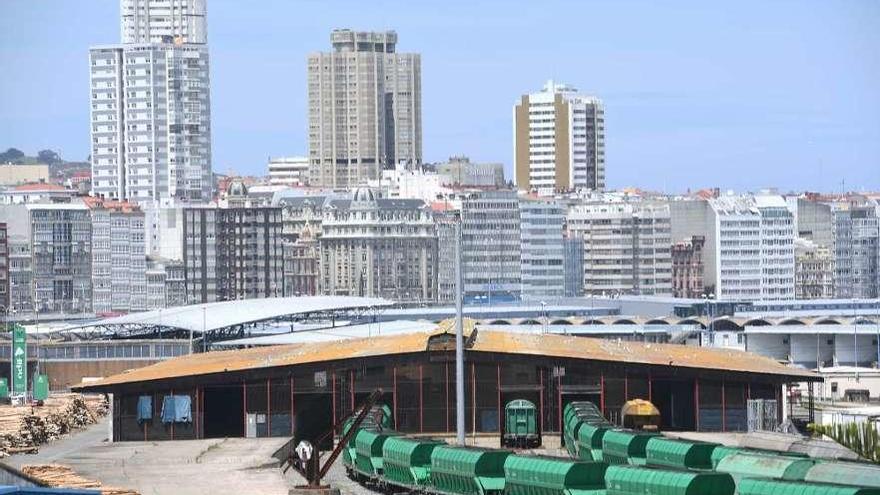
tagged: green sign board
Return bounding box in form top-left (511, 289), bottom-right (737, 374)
top-left (33, 374), bottom-right (49, 401)
top-left (11, 324), bottom-right (26, 395)
top-left (0, 378), bottom-right (7, 399)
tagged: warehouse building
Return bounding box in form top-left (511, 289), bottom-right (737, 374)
top-left (76, 318), bottom-right (816, 443)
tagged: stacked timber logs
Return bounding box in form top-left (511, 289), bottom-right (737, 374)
top-left (22, 464), bottom-right (139, 495)
top-left (0, 393), bottom-right (108, 457)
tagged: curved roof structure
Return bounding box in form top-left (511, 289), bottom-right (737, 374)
top-left (64, 296), bottom-right (392, 334)
top-left (76, 322), bottom-right (817, 391)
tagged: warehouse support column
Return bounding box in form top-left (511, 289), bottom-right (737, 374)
top-left (419, 364), bottom-right (424, 433)
top-left (445, 361), bottom-right (450, 433)
top-left (243, 381), bottom-right (247, 436)
top-left (648, 373), bottom-right (652, 402)
top-left (170, 388), bottom-right (174, 440)
top-left (624, 371), bottom-right (629, 400)
top-left (350, 370), bottom-right (355, 414)
top-left (721, 379), bottom-right (726, 432)
top-left (538, 367), bottom-right (544, 434)
top-left (694, 378), bottom-right (700, 431)
top-left (599, 373), bottom-right (605, 416)
top-left (332, 371), bottom-right (337, 427)
top-left (471, 362), bottom-right (476, 435)
top-left (290, 375), bottom-right (296, 435)
top-left (557, 372), bottom-right (562, 432)
top-left (267, 379), bottom-right (271, 436)
top-left (496, 363), bottom-right (501, 434)
top-left (393, 365), bottom-right (398, 430)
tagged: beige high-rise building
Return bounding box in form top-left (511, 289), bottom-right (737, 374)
top-left (514, 81), bottom-right (605, 196)
top-left (308, 30), bottom-right (422, 188)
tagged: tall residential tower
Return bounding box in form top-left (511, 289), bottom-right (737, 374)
top-left (308, 30), bottom-right (422, 188)
top-left (514, 81), bottom-right (605, 195)
top-left (90, 0), bottom-right (212, 203)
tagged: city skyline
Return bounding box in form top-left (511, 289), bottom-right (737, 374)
top-left (1, 0), bottom-right (879, 192)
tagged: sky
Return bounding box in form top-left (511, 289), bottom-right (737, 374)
top-left (1, 0), bottom-right (879, 193)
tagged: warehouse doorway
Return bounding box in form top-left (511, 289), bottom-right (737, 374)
top-left (203, 385), bottom-right (244, 438)
top-left (651, 379), bottom-right (695, 430)
top-left (293, 393), bottom-right (333, 449)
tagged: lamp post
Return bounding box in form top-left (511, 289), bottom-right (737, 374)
top-left (455, 215), bottom-right (465, 445)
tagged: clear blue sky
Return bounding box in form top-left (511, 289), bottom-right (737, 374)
top-left (1, 0), bottom-right (878, 192)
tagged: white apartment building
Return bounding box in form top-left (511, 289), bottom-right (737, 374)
top-left (567, 200), bottom-right (672, 296)
top-left (122, 0), bottom-right (207, 44)
top-left (86, 197), bottom-right (147, 314)
top-left (514, 80), bottom-right (605, 196)
top-left (520, 198), bottom-right (565, 300)
top-left (833, 201), bottom-right (880, 299)
top-left (90, 0), bottom-right (212, 203)
top-left (268, 156), bottom-right (309, 187)
top-left (90, 43), bottom-right (211, 202)
top-left (308, 30), bottom-right (422, 188)
top-left (671, 194), bottom-right (795, 301)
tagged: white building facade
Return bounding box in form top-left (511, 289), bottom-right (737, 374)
top-left (87, 198), bottom-right (147, 314)
top-left (90, 0), bottom-right (212, 203)
top-left (519, 198), bottom-right (565, 300)
top-left (671, 195), bottom-right (795, 301)
top-left (268, 156), bottom-right (309, 187)
top-left (567, 200), bottom-right (672, 296)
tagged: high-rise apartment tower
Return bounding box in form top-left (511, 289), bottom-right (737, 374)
top-left (308, 30), bottom-right (422, 188)
top-left (514, 81), bottom-right (605, 195)
top-left (90, 0), bottom-right (212, 203)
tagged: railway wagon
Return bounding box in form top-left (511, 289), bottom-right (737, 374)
top-left (644, 437), bottom-right (718, 471)
top-left (503, 455), bottom-right (606, 495)
top-left (604, 464), bottom-right (735, 495)
top-left (503, 400), bottom-right (540, 448)
top-left (430, 445), bottom-right (510, 495)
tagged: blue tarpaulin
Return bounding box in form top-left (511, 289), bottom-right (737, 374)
top-left (136, 395), bottom-right (152, 422)
top-left (160, 395), bottom-right (192, 423)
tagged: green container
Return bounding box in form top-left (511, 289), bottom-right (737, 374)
top-left (738, 478), bottom-right (880, 495)
top-left (0, 378), bottom-right (8, 399)
top-left (342, 416), bottom-right (377, 468)
top-left (382, 436), bottom-right (444, 488)
top-left (504, 400), bottom-right (539, 447)
top-left (715, 453), bottom-right (814, 483)
top-left (577, 423), bottom-right (611, 462)
top-left (354, 428), bottom-right (397, 477)
top-left (602, 430), bottom-right (660, 465)
top-left (604, 465), bottom-right (735, 495)
top-left (430, 446), bottom-right (510, 495)
top-left (503, 455), bottom-right (607, 495)
top-left (806, 461), bottom-right (880, 489)
top-left (644, 438), bottom-right (717, 470)
top-left (709, 446), bottom-right (808, 468)
top-left (32, 374), bottom-right (49, 401)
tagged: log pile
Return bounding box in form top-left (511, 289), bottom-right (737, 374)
top-left (21, 464), bottom-right (139, 495)
top-left (0, 393), bottom-right (108, 458)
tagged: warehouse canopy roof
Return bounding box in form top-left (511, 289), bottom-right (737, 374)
top-left (63, 296), bottom-right (392, 334)
top-left (77, 320), bottom-right (817, 390)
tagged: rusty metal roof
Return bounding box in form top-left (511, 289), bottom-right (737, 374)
top-left (77, 323), bottom-right (816, 390)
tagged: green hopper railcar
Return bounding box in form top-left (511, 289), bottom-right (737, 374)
top-left (430, 445), bottom-right (511, 495)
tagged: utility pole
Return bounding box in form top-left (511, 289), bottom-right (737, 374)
top-left (455, 216), bottom-right (465, 445)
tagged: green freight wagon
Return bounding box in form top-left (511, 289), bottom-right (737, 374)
top-left (644, 437), bottom-right (717, 470)
top-left (738, 478), bottom-right (880, 495)
top-left (709, 446), bottom-right (808, 469)
top-left (342, 414), bottom-right (380, 470)
top-left (503, 455), bottom-right (607, 495)
top-left (601, 430), bottom-right (660, 465)
top-left (577, 423), bottom-right (611, 462)
top-left (354, 428), bottom-right (398, 478)
top-left (430, 446), bottom-right (510, 495)
top-left (806, 461), bottom-right (880, 489)
top-left (714, 453), bottom-right (814, 484)
top-left (604, 465), bottom-right (735, 495)
top-left (381, 436), bottom-right (444, 489)
top-left (504, 399), bottom-right (541, 448)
